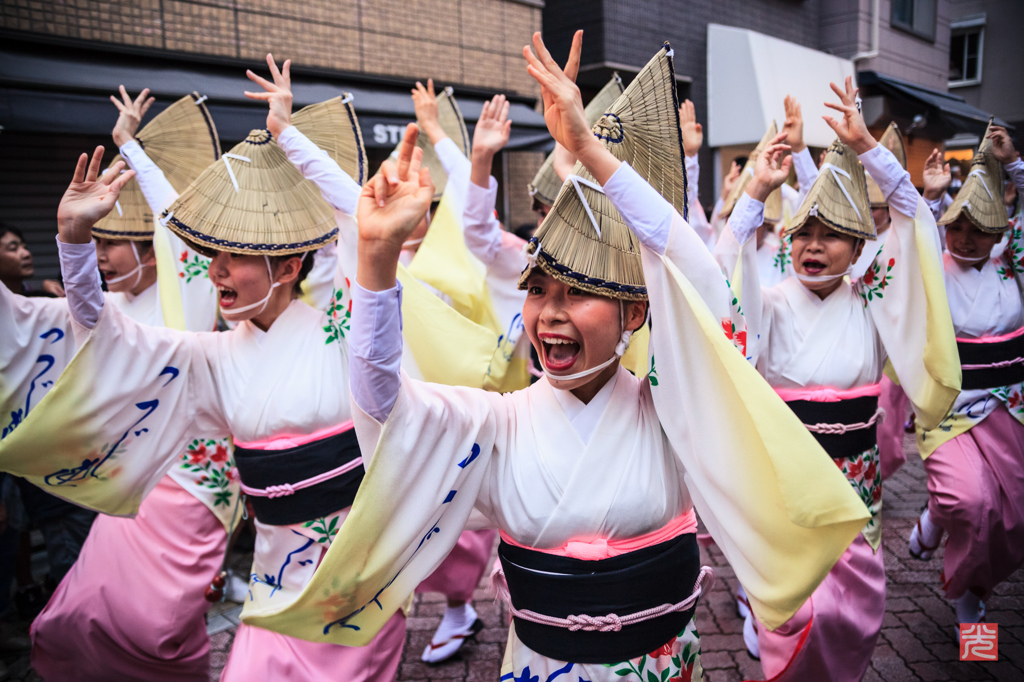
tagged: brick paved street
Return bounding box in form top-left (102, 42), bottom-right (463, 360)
top-left (200, 429), bottom-right (1024, 681)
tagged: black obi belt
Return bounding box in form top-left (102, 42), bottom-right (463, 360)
top-left (785, 394), bottom-right (880, 459)
top-left (233, 426), bottom-right (364, 526)
top-left (958, 330), bottom-right (1024, 390)
top-left (498, 533), bottom-right (707, 663)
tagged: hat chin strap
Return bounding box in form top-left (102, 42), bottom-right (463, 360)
top-left (221, 253), bottom-right (306, 319)
top-left (104, 241), bottom-right (149, 289)
top-left (543, 301), bottom-right (633, 383)
top-left (796, 266), bottom-right (852, 285)
top-left (950, 252), bottom-right (989, 263)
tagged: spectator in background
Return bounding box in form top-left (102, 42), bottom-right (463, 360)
top-left (0, 224), bottom-right (64, 297)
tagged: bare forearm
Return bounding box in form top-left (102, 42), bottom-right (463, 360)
top-left (470, 149), bottom-right (494, 189)
top-left (576, 137), bottom-right (622, 186)
top-left (356, 239), bottom-right (402, 292)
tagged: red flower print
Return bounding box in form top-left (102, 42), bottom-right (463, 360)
top-left (836, 458), bottom-right (845, 470)
top-left (670, 663), bottom-right (695, 682)
top-left (865, 460), bottom-right (878, 483)
top-left (888, 258), bottom-right (895, 267)
top-left (734, 330), bottom-right (748, 355)
top-left (649, 636), bottom-right (676, 658)
top-left (862, 267), bottom-right (875, 285)
top-left (178, 272), bottom-right (184, 279)
top-left (872, 485), bottom-right (883, 504)
top-left (187, 444), bottom-right (208, 465)
top-left (846, 458), bottom-right (865, 479)
top-left (180, 251), bottom-right (188, 263)
top-left (721, 320), bottom-right (733, 340)
top-left (211, 443), bottom-right (230, 464)
top-left (226, 468), bottom-right (239, 483)
top-left (1008, 392), bottom-right (1022, 409)
top-left (347, 298), bottom-right (353, 314)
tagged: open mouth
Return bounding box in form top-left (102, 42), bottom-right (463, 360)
top-left (539, 333), bottom-right (580, 372)
top-left (99, 269), bottom-right (118, 282)
top-left (217, 285), bottom-right (238, 308)
top-left (802, 259), bottom-right (826, 275)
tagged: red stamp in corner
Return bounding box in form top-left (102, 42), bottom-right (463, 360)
top-left (960, 623), bottom-right (998, 661)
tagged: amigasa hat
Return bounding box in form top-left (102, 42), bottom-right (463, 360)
top-left (786, 138), bottom-right (875, 240)
top-left (392, 86), bottom-right (470, 201)
top-left (720, 121), bottom-right (778, 220)
top-left (938, 118), bottom-right (1008, 233)
top-left (865, 122), bottom-right (907, 209)
top-left (518, 43), bottom-right (687, 301)
top-left (528, 74), bottom-right (625, 208)
top-left (92, 92), bottom-right (220, 241)
top-left (163, 95), bottom-right (366, 255)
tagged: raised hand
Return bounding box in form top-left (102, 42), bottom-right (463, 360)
top-left (473, 94), bottom-right (512, 157)
top-left (411, 79), bottom-right (445, 145)
top-left (57, 146), bottom-right (136, 244)
top-left (745, 132), bottom-right (792, 203)
top-left (721, 161), bottom-right (742, 201)
top-left (988, 125), bottom-right (1020, 165)
top-left (782, 94), bottom-right (806, 153)
top-left (552, 142), bottom-right (577, 182)
top-left (921, 148), bottom-right (951, 201)
top-left (822, 76), bottom-right (875, 155)
top-left (678, 99), bottom-right (703, 158)
top-left (244, 54), bottom-right (293, 139)
top-left (110, 85), bottom-right (155, 147)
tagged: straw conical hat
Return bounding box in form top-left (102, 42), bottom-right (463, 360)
top-left (93, 92), bottom-right (220, 241)
top-left (292, 95), bottom-right (368, 186)
top-left (720, 121), bottom-right (778, 219)
top-left (866, 122), bottom-right (907, 208)
top-left (528, 74), bottom-right (624, 207)
top-left (163, 129), bottom-right (337, 256)
top-left (518, 43), bottom-right (686, 301)
top-left (787, 139), bottom-right (875, 239)
top-left (938, 118), bottom-right (1008, 233)
top-left (763, 186), bottom-right (783, 224)
top-left (391, 86), bottom-right (470, 201)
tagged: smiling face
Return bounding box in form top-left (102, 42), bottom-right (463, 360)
top-left (207, 250), bottom-right (302, 328)
top-left (0, 230), bottom-right (33, 287)
top-left (523, 269), bottom-right (646, 401)
top-left (945, 217), bottom-right (1002, 269)
top-left (790, 218), bottom-right (865, 296)
top-left (94, 238), bottom-right (156, 294)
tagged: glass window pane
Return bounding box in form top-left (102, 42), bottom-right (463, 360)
top-left (892, 0), bottom-right (913, 27)
top-left (913, 0), bottom-right (936, 39)
top-left (950, 33), bottom-right (965, 80)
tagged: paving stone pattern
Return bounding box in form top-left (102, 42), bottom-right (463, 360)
top-left (201, 429), bottom-right (1024, 680)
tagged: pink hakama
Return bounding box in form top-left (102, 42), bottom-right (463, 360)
top-left (877, 375), bottom-right (909, 480)
top-left (31, 476), bottom-right (227, 681)
top-left (219, 611), bottom-right (406, 681)
top-left (756, 534), bottom-right (885, 682)
top-left (923, 404), bottom-right (1024, 600)
top-left (416, 529), bottom-right (496, 602)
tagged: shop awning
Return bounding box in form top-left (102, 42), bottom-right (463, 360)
top-left (707, 24), bottom-right (856, 148)
top-left (0, 41), bottom-right (551, 150)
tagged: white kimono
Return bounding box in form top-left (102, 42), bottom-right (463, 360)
top-left (243, 163), bottom-right (869, 682)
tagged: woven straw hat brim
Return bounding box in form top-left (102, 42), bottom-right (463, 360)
top-left (763, 186), bottom-right (783, 223)
top-left (519, 43), bottom-right (686, 301)
top-left (293, 95), bottom-right (367, 186)
top-left (938, 119), bottom-right (1008, 233)
top-left (528, 74), bottom-right (625, 207)
top-left (93, 93), bottom-right (220, 239)
top-left (163, 129), bottom-right (337, 256)
top-left (866, 122), bottom-right (907, 208)
top-left (390, 88), bottom-right (470, 201)
top-left (786, 139), bottom-right (876, 240)
top-left (721, 121), bottom-right (778, 218)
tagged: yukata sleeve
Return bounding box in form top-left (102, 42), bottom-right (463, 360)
top-left (463, 177), bottom-right (527, 279)
top-left (602, 162), bottom-right (870, 631)
top-left (119, 140), bottom-right (178, 212)
top-left (434, 137), bottom-right (472, 189)
top-left (684, 155), bottom-right (715, 250)
top-left (0, 243), bottom-right (229, 516)
top-left (243, 282), bottom-right (505, 645)
top-left (791, 147), bottom-right (818, 205)
top-left (857, 145), bottom-right (961, 430)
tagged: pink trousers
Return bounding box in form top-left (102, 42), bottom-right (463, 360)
top-left (877, 375), bottom-right (909, 481)
top-left (924, 404), bottom-right (1024, 600)
top-left (31, 476), bottom-right (226, 681)
top-left (219, 611), bottom-right (406, 681)
top-left (417, 529), bottom-right (496, 602)
top-left (756, 534), bottom-right (885, 682)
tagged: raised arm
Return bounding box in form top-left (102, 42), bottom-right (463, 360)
top-left (679, 99), bottom-right (714, 249)
top-left (989, 125), bottom-right (1024, 193)
top-left (110, 86), bottom-right (178, 213)
top-left (782, 95), bottom-right (817, 202)
top-left (465, 94), bottom-right (521, 265)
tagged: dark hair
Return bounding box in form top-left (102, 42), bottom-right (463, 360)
top-left (269, 252), bottom-right (315, 295)
top-left (514, 222), bottom-right (537, 242)
top-left (0, 223), bottom-right (25, 242)
top-left (733, 156), bottom-right (748, 169)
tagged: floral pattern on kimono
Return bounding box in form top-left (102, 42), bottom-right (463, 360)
top-left (835, 445), bottom-right (883, 549)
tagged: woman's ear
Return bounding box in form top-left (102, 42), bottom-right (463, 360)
top-left (627, 300), bottom-right (648, 333)
top-left (275, 255), bottom-right (303, 286)
top-left (850, 238), bottom-right (865, 265)
top-left (139, 245), bottom-right (157, 267)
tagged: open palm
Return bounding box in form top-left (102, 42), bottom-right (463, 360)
top-left (57, 146), bottom-right (135, 243)
top-left (473, 94), bottom-right (511, 156)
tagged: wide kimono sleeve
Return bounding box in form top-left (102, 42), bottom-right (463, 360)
top-left (684, 154), bottom-right (716, 250)
top-left (0, 286), bottom-right (73, 440)
top-left (604, 163), bottom-right (870, 631)
top-left (243, 285), bottom-right (508, 643)
top-left (857, 146), bottom-right (961, 430)
top-left (0, 285), bottom-right (229, 517)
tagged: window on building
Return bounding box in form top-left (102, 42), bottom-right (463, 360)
top-left (949, 17), bottom-right (985, 87)
top-left (891, 0), bottom-right (937, 41)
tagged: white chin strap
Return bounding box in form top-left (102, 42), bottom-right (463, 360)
top-left (402, 237), bottom-right (425, 249)
top-left (104, 241), bottom-right (148, 288)
top-left (221, 253), bottom-right (306, 319)
top-left (543, 301), bottom-right (634, 383)
top-left (796, 266), bottom-right (852, 285)
top-left (950, 252), bottom-right (989, 263)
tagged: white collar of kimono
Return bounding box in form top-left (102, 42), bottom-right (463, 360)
top-left (103, 241), bottom-right (151, 288)
top-left (221, 252), bottom-right (308, 319)
top-left (550, 366), bottom-right (622, 445)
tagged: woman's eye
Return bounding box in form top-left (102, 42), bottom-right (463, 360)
top-left (568, 286), bottom-right (584, 295)
top-left (527, 286), bottom-right (543, 295)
